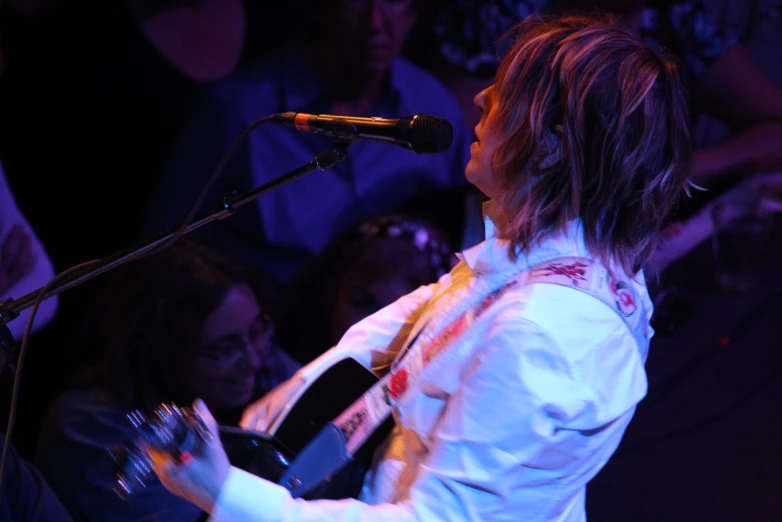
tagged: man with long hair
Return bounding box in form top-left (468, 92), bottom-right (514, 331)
top-left (143, 14), bottom-right (692, 522)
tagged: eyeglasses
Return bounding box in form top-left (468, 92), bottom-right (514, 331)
top-left (197, 314), bottom-right (275, 369)
top-left (340, 0), bottom-right (416, 15)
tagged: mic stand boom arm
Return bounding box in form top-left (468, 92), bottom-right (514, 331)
top-left (0, 142), bottom-right (352, 326)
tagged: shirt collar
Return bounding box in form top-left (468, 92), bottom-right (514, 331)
top-left (456, 200), bottom-right (589, 277)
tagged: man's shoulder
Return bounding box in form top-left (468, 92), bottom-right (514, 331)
top-left (198, 56), bottom-right (281, 112)
top-left (495, 258), bottom-right (649, 339)
top-left (391, 57), bottom-right (465, 118)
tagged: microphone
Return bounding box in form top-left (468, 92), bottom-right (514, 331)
top-left (270, 112), bottom-right (453, 154)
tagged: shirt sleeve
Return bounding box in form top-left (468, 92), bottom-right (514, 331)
top-left (35, 395), bottom-right (206, 522)
top-left (401, 314), bottom-right (626, 521)
top-left (209, 309), bottom-right (636, 522)
top-left (0, 433), bottom-right (74, 522)
top-left (210, 467), bottom-right (418, 522)
top-left (0, 162), bottom-right (58, 340)
top-left (296, 282), bottom-right (438, 382)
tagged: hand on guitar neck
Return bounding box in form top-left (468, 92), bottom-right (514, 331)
top-left (239, 372), bottom-right (307, 432)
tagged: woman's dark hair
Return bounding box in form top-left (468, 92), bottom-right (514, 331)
top-left (74, 237), bottom-right (269, 413)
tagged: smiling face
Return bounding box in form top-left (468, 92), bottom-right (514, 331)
top-left (466, 84), bottom-right (506, 201)
top-left (186, 283), bottom-right (272, 408)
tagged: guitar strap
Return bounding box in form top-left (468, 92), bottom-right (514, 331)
top-left (332, 255), bottom-right (649, 455)
top-left (279, 256), bottom-right (650, 496)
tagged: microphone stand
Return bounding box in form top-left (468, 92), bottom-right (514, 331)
top-left (0, 141), bottom-right (353, 370)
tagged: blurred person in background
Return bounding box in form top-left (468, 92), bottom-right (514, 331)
top-left (275, 213), bottom-right (457, 365)
top-left (423, 0), bottom-right (782, 208)
top-left (143, 0), bottom-right (473, 295)
top-left (35, 238), bottom-right (298, 522)
top-left (0, 0), bottom-right (296, 461)
top-left (0, 8), bottom-right (70, 519)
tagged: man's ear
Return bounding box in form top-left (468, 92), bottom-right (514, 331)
top-left (538, 124), bottom-right (564, 170)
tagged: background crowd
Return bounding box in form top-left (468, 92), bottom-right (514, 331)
top-left (1, 0), bottom-right (781, 520)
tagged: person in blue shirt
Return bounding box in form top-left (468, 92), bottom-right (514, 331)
top-left (143, 0), bottom-right (473, 292)
top-left (0, 433), bottom-right (73, 522)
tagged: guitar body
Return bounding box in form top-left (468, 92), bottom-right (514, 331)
top-left (219, 356), bottom-right (394, 499)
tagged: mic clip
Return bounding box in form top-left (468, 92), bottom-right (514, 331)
top-left (317, 120), bottom-right (362, 142)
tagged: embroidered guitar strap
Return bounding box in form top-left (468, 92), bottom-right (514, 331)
top-left (332, 256), bottom-right (650, 457)
top-left (525, 256), bottom-right (650, 357)
top-left (332, 276), bottom-right (518, 456)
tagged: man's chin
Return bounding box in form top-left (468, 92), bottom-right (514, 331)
top-left (359, 56), bottom-right (394, 76)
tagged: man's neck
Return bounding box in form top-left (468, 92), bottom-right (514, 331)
top-left (307, 43), bottom-right (390, 116)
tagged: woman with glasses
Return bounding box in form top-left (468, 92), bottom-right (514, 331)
top-left (33, 237), bottom-right (299, 522)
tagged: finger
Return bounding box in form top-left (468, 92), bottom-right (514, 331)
top-left (193, 398), bottom-right (219, 436)
top-left (1, 224), bottom-right (25, 268)
top-left (2, 224), bottom-right (32, 281)
top-left (2, 223), bottom-right (26, 254)
top-left (148, 448), bottom-right (177, 482)
top-left (153, 454), bottom-right (176, 476)
top-left (150, 446), bottom-right (197, 481)
top-left (7, 235), bottom-right (34, 283)
top-left (240, 399), bottom-right (277, 432)
top-left (238, 402), bottom-right (264, 430)
top-left (18, 230), bottom-right (33, 260)
top-left (20, 247), bottom-right (34, 272)
top-left (152, 456), bottom-right (189, 498)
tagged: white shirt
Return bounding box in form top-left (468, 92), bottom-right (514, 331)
top-left (212, 203), bottom-right (653, 522)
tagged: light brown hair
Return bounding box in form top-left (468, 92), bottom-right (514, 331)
top-left (493, 14), bottom-right (692, 274)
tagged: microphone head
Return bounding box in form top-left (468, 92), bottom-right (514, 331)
top-left (399, 115), bottom-right (454, 154)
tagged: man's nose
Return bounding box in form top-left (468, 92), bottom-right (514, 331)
top-left (237, 341), bottom-right (263, 371)
top-left (367, 3), bottom-right (386, 31)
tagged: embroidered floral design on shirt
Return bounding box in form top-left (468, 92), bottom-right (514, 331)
top-left (609, 278), bottom-right (637, 316)
top-left (383, 368), bottom-right (409, 405)
top-left (538, 261), bottom-right (589, 286)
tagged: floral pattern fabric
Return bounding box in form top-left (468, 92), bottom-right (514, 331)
top-left (435, 0), bottom-right (738, 77)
